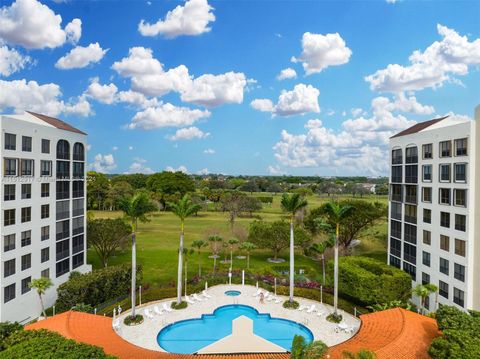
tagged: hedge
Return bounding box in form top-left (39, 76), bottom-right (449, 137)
top-left (328, 256), bottom-right (411, 306)
top-left (1, 329), bottom-right (115, 358)
top-left (56, 264), bottom-right (142, 312)
top-left (257, 196), bottom-right (273, 204)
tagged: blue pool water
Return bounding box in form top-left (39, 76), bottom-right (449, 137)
top-left (224, 290), bottom-right (241, 296)
top-left (157, 304), bottom-right (313, 354)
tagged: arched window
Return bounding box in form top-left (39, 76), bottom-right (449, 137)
top-left (56, 140), bottom-right (70, 160)
top-left (73, 143), bottom-right (85, 161)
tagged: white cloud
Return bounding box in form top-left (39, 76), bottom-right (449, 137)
top-left (0, 45), bottom-right (31, 76)
top-left (386, 0), bottom-right (398, 3)
top-left (112, 146), bottom-right (118, 151)
top-left (128, 146), bottom-right (134, 150)
top-left (90, 153), bottom-right (116, 173)
top-left (276, 68), bottom-right (297, 80)
top-left (267, 165), bottom-right (285, 175)
top-left (291, 32), bottom-right (352, 75)
top-left (124, 157), bottom-right (154, 174)
top-left (0, 0), bottom-right (81, 49)
top-left (167, 126), bottom-right (210, 141)
top-left (0, 79), bottom-right (91, 117)
top-left (55, 42), bottom-right (107, 70)
top-left (251, 83), bottom-right (320, 117)
top-left (116, 90), bottom-right (158, 108)
top-left (351, 108), bottom-right (364, 118)
top-left (138, 0), bottom-right (215, 38)
top-left (111, 47), bottom-right (163, 77)
top-left (203, 148), bottom-right (215, 154)
top-left (165, 165), bottom-right (189, 173)
top-left (365, 24), bottom-right (480, 93)
top-left (129, 102), bottom-right (211, 130)
top-left (304, 119), bottom-right (322, 129)
top-left (198, 168), bottom-right (209, 175)
top-left (84, 78), bottom-right (118, 104)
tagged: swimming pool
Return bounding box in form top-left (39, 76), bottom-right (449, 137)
top-left (157, 304), bottom-right (313, 354)
top-left (224, 290), bottom-right (241, 296)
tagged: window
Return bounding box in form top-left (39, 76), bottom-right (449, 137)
top-left (56, 161), bottom-right (70, 179)
top-left (454, 189), bottom-right (467, 207)
top-left (453, 288), bottom-right (464, 307)
top-left (21, 207), bottom-right (31, 222)
top-left (22, 136), bottom-right (32, 152)
top-left (392, 149), bottom-right (402, 164)
top-left (423, 230), bottom-right (431, 245)
top-left (440, 141), bottom-right (451, 157)
top-left (406, 147), bottom-right (418, 164)
top-left (422, 272), bottom-right (431, 285)
top-left (4, 158), bottom-right (17, 176)
top-left (56, 140), bottom-right (70, 160)
top-left (391, 166), bottom-right (402, 183)
top-left (40, 160), bottom-right (52, 176)
top-left (73, 181), bottom-right (84, 198)
top-left (72, 216), bottom-right (84, 235)
top-left (423, 209), bottom-right (431, 224)
top-left (41, 226), bottom-right (50, 241)
top-left (440, 212), bottom-right (450, 228)
top-left (455, 239), bottom-right (466, 257)
top-left (56, 220), bottom-right (69, 240)
top-left (422, 144), bottom-right (433, 159)
top-left (21, 183), bottom-right (31, 199)
top-left (73, 143), bottom-right (85, 161)
top-left (4, 209), bottom-right (15, 226)
top-left (403, 262), bottom-right (416, 280)
top-left (422, 251), bottom-right (431, 267)
top-left (20, 159), bottom-right (34, 176)
top-left (56, 240), bottom-right (70, 260)
top-left (439, 258), bottom-right (449, 275)
top-left (454, 263), bottom-right (465, 282)
top-left (390, 184), bottom-right (402, 202)
top-left (73, 162), bottom-right (85, 179)
top-left (455, 138), bottom-right (467, 156)
top-left (4, 234), bottom-right (15, 252)
top-left (391, 202), bottom-right (402, 220)
top-left (439, 281), bottom-right (449, 298)
top-left (41, 204), bottom-right (49, 219)
top-left (422, 187), bottom-right (432, 203)
top-left (72, 253), bottom-right (84, 269)
top-left (4, 283), bottom-right (15, 303)
top-left (56, 258), bottom-right (69, 278)
top-left (422, 165), bottom-right (432, 182)
top-left (21, 254), bottom-right (31, 271)
top-left (73, 234), bottom-right (84, 254)
top-left (56, 200), bottom-right (69, 220)
top-left (41, 183), bottom-right (50, 198)
top-left (4, 259), bottom-right (15, 277)
top-left (439, 188), bottom-right (451, 205)
top-left (390, 255), bottom-right (401, 269)
top-left (455, 214), bottom-right (466, 232)
top-left (21, 277), bottom-right (31, 294)
top-left (41, 269), bottom-right (50, 279)
top-left (454, 163), bottom-right (466, 182)
top-left (41, 139), bottom-right (50, 154)
top-left (405, 185), bottom-right (417, 204)
top-left (405, 164), bottom-right (418, 184)
top-left (440, 164), bottom-right (451, 182)
top-left (41, 247), bottom-right (49, 263)
top-left (73, 199), bottom-right (84, 217)
top-left (404, 242), bottom-right (416, 264)
top-left (390, 237), bottom-right (401, 258)
top-left (4, 184), bottom-right (15, 201)
top-left (440, 235), bottom-right (450, 252)
top-left (4, 133), bottom-right (16, 150)
top-left (21, 230), bottom-right (31, 247)
top-left (404, 204), bottom-right (417, 224)
top-left (390, 220), bottom-right (402, 239)
top-left (56, 181), bottom-right (69, 200)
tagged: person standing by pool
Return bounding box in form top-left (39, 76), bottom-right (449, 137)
top-left (259, 292), bottom-right (264, 304)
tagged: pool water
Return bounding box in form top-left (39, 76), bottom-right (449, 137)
top-left (224, 290), bottom-right (241, 296)
top-left (157, 304), bottom-right (313, 354)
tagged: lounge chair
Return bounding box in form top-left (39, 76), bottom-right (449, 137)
top-left (202, 290), bottom-right (211, 298)
top-left (274, 297), bottom-right (282, 304)
top-left (266, 294), bottom-right (274, 302)
top-left (112, 318), bottom-right (120, 330)
top-left (316, 310), bottom-right (324, 317)
top-left (144, 309), bottom-right (154, 320)
top-left (154, 305), bottom-right (163, 315)
top-left (193, 293), bottom-right (203, 302)
top-left (163, 303), bottom-right (173, 312)
top-left (185, 296), bottom-right (195, 304)
top-left (298, 304), bottom-right (308, 311)
top-left (307, 305), bottom-right (316, 313)
top-left (252, 289), bottom-right (262, 297)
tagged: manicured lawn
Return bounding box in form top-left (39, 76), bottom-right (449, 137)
top-left (88, 194), bottom-right (388, 287)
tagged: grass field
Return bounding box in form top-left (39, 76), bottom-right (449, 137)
top-left (88, 194), bottom-right (388, 287)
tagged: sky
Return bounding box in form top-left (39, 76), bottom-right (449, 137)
top-left (0, 0), bottom-right (479, 176)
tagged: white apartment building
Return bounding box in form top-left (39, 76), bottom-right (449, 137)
top-left (388, 105), bottom-right (480, 312)
top-left (0, 112), bottom-right (91, 323)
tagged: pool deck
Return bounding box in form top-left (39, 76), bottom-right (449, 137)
top-left (115, 284), bottom-right (360, 353)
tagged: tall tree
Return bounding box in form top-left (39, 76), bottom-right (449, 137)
top-left (86, 171), bottom-right (109, 210)
top-left (280, 193), bottom-right (308, 303)
top-left (87, 218), bottom-right (131, 267)
top-left (309, 236), bottom-right (334, 285)
top-left (227, 238), bottom-right (239, 270)
top-left (208, 235), bottom-right (223, 273)
top-left (168, 195), bottom-right (202, 304)
top-left (323, 201), bottom-right (352, 316)
top-left (29, 277), bottom-right (53, 318)
top-left (119, 191), bottom-right (157, 318)
top-left (239, 241), bottom-right (257, 269)
top-left (192, 240), bottom-right (207, 277)
top-left (413, 283), bottom-right (438, 314)
top-left (248, 220), bottom-right (290, 261)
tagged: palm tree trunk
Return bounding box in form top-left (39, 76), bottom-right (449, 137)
top-left (213, 256), bottom-right (217, 273)
top-left (177, 224), bottom-right (184, 304)
top-left (334, 224), bottom-right (339, 316)
top-left (39, 293), bottom-right (46, 318)
top-left (247, 253), bottom-right (250, 269)
top-left (131, 230), bottom-right (137, 317)
top-left (230, 250), bottom-right (233, 270)
top-left (289, 218), bottom-right (295, 303)
top-left (321, 254), bottom-right (326, 285)
top-left (198, 253), bottom-right (202, 277)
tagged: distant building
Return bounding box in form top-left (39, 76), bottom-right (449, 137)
top-left (388, 106), bottom-right (479, 311)
top-left (0, 112), bottom-right (90, 323)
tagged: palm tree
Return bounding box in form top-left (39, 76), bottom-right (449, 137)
top-left (192, 240), bottom-right (207, 277)
top-left (323, 201), bottom-right (352, 316)
top-left (228, 238), bottom-right (239, 270)
top-left (413, 283), bottom-right (438, 314)
top-left (119, 191), bottom-right (157, 318)
top-left (281, 193), bottom-right (308, 303)
top-left (183, 247), bottom-right (194, 297)
top-left (168, 195), bottom-right (202, 304)
top-left (309, 236), bottom-right (334, 285)
top-left (239, 241), bottom-right (257, 269)
top-left (29, 277), bottom-right (53, 318)
top-left (208, 235), bottom-right (223, 272)
top-left (342, 350), bottom-right (377, 359)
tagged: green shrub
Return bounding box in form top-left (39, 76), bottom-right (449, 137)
top-left (2, 329), bottom-right (115, 358)
top-left (0, 322), bottom-right (23, 351)
top-left (283, 300), bottom-right (300, 309)
top-left (71, 303), bottom-right (94, 313)
top-left (328, 256), bottom-right (411, 305)
top-left (56, 264), bottom-right (142, 312)
top-left (123, 315), bottom-right (143, 326)
top-left (171, 301), bottom-right (188, 310)
top-left (257, 196), bottom-right (273, 204)
top-left (326, 313), bottom-right (342, 323)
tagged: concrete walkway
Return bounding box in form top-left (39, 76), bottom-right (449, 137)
top-left (115, 284), bottom-right (360, 353)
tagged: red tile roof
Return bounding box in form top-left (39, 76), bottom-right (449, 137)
top-left (26, 111), bottom-right (87, 135)
top-left (390, 116), bottom-right (448, 139)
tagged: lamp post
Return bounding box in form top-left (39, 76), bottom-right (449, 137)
top-left (274, 278), bottom-right (277, 296)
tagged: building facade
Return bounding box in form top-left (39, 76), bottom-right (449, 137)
top-left (0, 112), bottom-right (90, 323)
top-left (388, 106), bottom-right (480, 312)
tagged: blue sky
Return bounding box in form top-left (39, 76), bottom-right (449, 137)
top-left (0, 0), bottom-right (479, 176)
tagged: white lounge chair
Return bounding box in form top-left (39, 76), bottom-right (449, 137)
top-left (316, 310), bottom-right (324, 317)
top-left (163, 303), bottom-right (173, 312)
top-left (193, 293), bottom-right (203, 302)
top-left (112, 318), bottom-right (121, 331)
top-left (154, 305), bottom-right (163, 315)
top-left (266, 294), bottom-right (274, 302)
top-left (307, 305), bottom-right (316, 313)
top-left (144, 309), bottom-right (154, 320)
top-left (298, 304), bottom-right (308, 311)
top-left (185, 296), bottom-right (195, 304)
top-left (274, 297), bottom-right (282, 304)
top-left (202, 290), bottom-right (211, 298)
top-left (252, 289), bottom-right (262, 297)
